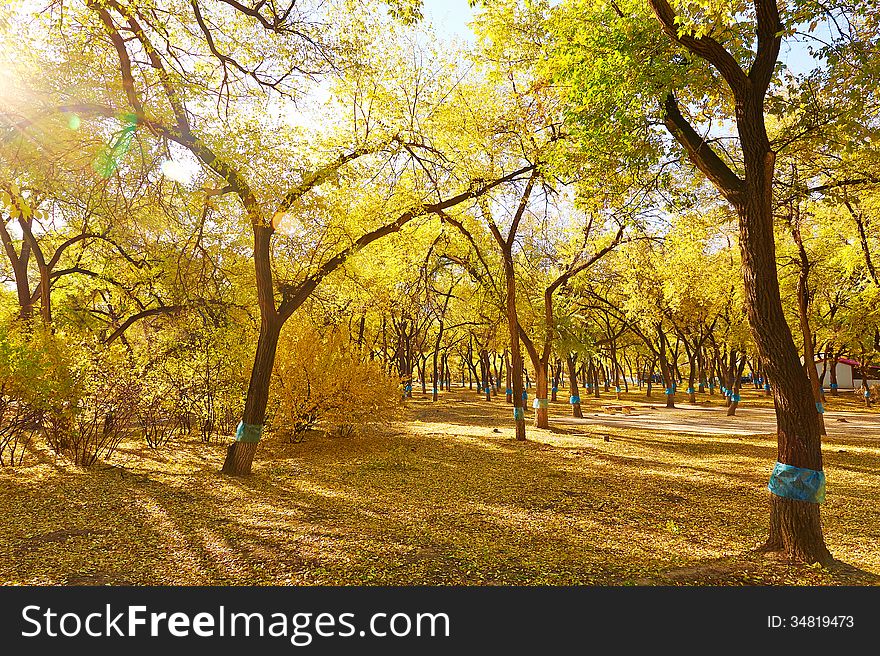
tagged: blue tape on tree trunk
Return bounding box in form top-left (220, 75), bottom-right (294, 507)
top-left (522, 391), bottom-right (528, 401)
top-left (768, 462), bottom-right (826, 503)
top-left (552, 386), bottom-right (558, 393)
top-left (505, 388), bottom-right (512, 395)
top-left (235, 421), bottom-right (263, 443)
top-left (615, 386), bottom-right (621, 392)
top-left (533, 398), bottom-right (549, 409)
top-left (664, 388), bottom-right (673, 395)
top-left (765, 383), bottom-right (771, 391)
top-left (731, 393), bottom-right (741, 402)
top-left (569, 395), bottom-right (580, 405)
top-left (687, 387), bottom-right (695, 394)
top-left (816, 402), bottom-right (825, 414)
top-left (830, 383), bottom-right (838, 389)
top-left (513, 407), bottom-right (524, 420)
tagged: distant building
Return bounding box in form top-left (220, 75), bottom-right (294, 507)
top-left (809, 355), bottom-right (880, 390)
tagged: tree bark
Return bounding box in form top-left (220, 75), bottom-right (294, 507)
top-left (657, 326), bottom-right (675, 408)
top-left (504, 350), bottom-right (513, 404)
top-left (222, 225), bottom-right (279, 476)
top-left (0, 211), bottom-right (35, 320)
top-left (792, 218), bottom-right (827, 436)
top-left (480, 348), bottom-right (492, 402)
top-left (505, 267), bottom-right (526, 440)
top-left (533, 360), bottom-right (549, 428)
top-left (727, 352), bottom-right (747, 416)
top-left (567, 354), bottom-right (583, 418)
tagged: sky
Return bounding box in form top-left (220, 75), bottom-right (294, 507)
top-left (421, 0), bottom-right (476, 42)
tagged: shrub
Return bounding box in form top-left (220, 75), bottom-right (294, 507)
top-left (267, 323), bottom-right (403, 442)
top-left (146, 322), bottom-right (249, 444)
top-left (49, 344), bottom-right (140, 467)
top-left (134, 373), bottom-right (182, 449)
top-left (0, 327), bottom-right (75, 466)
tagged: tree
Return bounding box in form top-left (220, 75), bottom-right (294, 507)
top-left (547, 0), bottom-right (843, 563)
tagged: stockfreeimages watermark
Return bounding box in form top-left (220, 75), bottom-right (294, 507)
top-left (21, 605), bottom-right (450, 646)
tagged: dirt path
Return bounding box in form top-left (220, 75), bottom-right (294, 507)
top-left (553, 400), bottom-right (880, 440)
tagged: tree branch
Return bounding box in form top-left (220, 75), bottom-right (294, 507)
top-left (647, 0), bottom-right (749, 93)
top-left (663, 94), bottom-right (744, 201)
top-left (104, 305), bottom-right (185, 344)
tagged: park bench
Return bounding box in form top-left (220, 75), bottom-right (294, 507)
top-left (602, 405), bottom-right (634, 415)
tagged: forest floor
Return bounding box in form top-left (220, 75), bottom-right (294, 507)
top-left (2, 387), bottom-right (879, 586)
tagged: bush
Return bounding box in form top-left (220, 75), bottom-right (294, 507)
top-left (145, 322), bottom-right (249, 444)
top-left (134, 374), bottom-right (182, 449)
top-left (267, 323), bottom-right (403, 442)
top-left (0, 327), bottom-right (74, 466)
top-left (47, 344), bottom-right (139, 467)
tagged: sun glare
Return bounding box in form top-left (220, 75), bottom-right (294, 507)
top-left (160, 159), bottom-right (195, 185)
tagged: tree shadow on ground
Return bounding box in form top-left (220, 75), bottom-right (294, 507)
top-left (1, 388), bottom-right (877, 586)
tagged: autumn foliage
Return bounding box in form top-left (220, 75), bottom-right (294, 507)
top-left (267, 323), bottom-right (403, 441)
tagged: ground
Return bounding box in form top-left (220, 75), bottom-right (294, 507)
top-left (2, 387), bottom-right (878, 586)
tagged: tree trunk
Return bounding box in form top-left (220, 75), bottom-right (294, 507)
top-left (222, 225), bottom-right (281, 476)
top-left (0, 218), bottom-right (34, 320)
top-left (534, 360), bottom-right (549, 428)
top-left (14, 261), bottom-right (34, 320)
top-left (432, 348), bottom-right (439, 402)
top-left (683, 343), bottom-right (697, 403)
top-left (611, 349), bottom-right (622, 400)
top-left (724, 348), bottom-right (736, 408)
top-left (504, 350), bottom-right (513, 404)
top-left (356, 314), bottom-right (366, 351)
top-left (404, 331), bottom-right (413, 398)
top-left (727, 354), bottom-right (746, 416)
top-left (18, 216), bottom-right (52, 324)
top-left (658, 356), bottom-right (675, 408)
top-left (735, 97), bottom-right (830, 564)
top-left (222, 316), bottom-right (281, 476)
top-left (480, 349), bottom-right (492, 401)
top-left (500, 250), bottom-right (525, 439)
top-left (657, 326), bottom-right (675, 408)
top-left (418, 354), bottom-right (427, 396)
top-left (793, 220), bottom-right (827, 436)
top-left (829, 353), bottom-right (839, 396)
top-left (763, 497), bottom-right (830, 564)
top-left (567, 354), bottom-right (583, 418)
